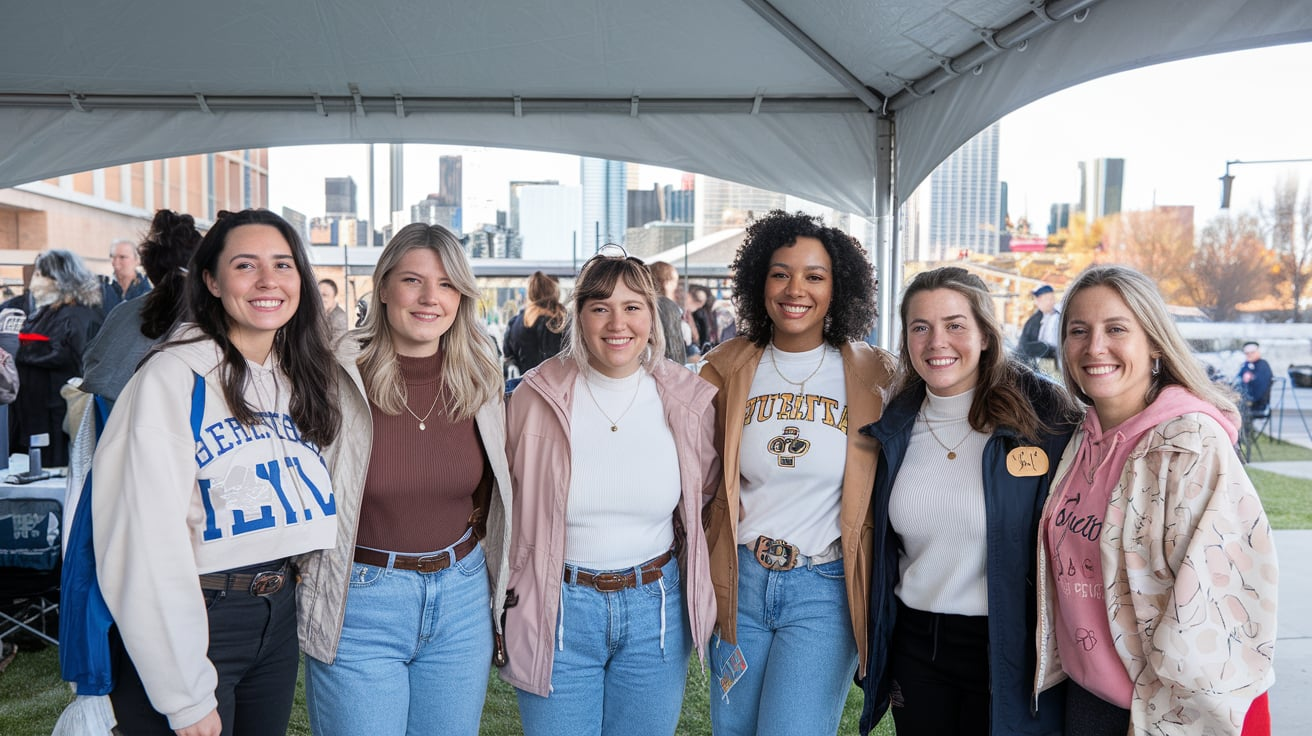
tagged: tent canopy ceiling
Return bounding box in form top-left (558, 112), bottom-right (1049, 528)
top-left (1, 0), bottom-right (1310, 215)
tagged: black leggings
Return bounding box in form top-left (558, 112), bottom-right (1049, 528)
top-left (109, 579), bottom-right (298, 736)
top-left (1063, 678), bottom-right (1131, 736)
top-left (887, 600), bottom-right (991, 736)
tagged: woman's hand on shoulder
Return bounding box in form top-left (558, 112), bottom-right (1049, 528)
top-left (175, 709), bottom-right (221, 736)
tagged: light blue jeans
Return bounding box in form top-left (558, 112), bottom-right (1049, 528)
top-left (708, 544), bottom-right (857, 736)
top-left (304, 543), bottom-right (492, 736)
top-left (515, 554), bottom-right (691, 736)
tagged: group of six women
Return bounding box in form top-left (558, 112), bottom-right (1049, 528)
top-left (91, 207), bottom-right (1276, 736)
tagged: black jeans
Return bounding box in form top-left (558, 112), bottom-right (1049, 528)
top-left (1063, 678), bottom-right (1131, 736)
top-left (888, 600), bottom-right (991, 736)
top-left (109, 577), bottom-right (299, 736)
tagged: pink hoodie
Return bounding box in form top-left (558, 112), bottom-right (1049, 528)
top-left (1046, 386), bottom-right (1239, 706)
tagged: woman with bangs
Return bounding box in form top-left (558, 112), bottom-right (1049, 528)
top-left (502, 246), bottom-right (719, 735)
top-left (701, 210), bottom-right (895, 736)
top-left (857, 267), bottom-right (1079, 736)
top-left (298, 223), bottom-right (513, 735)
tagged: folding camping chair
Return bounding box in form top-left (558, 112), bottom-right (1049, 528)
top-left (0, 480), bottom-right (64, 649)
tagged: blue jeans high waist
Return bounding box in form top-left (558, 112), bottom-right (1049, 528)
top-left (304, 543), bottom-right (492, 736)
top-left (709, 544), bottom-right (857, 736)
top-left (514, 554), bottom-right (691, 736)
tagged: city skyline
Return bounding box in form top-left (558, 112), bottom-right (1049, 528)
top-left (268, 41), bottom-right (1312, 259)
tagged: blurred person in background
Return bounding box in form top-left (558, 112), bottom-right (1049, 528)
top-left (318, 278), bottom-right (350, 347)
top-left (11, 249), bottom-right (104, 467)
top-left (100, 238), bottom-right (152, 315)
top-left (647, 261), bottom-right (687, 364)
top-left (81, 210), bottom-right (202, 408)
top-left (504, 271), bottom-right (567, 376)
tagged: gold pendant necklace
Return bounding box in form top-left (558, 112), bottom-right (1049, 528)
top-left (768, 344), bottom-right (826, 396)
top-left (582, 370), bottom-right (642, 432)
top-left (919, 411), bottom-right (970, 460)
top-left (402, 391), bottom-right (442, 431)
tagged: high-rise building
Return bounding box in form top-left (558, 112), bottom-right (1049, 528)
top-left (1048, 202), bottom-right (1072, 235)
top-left (325, 176), bottom-right (357, 218)
top-left (1078, 157), bottom-right (1124, 222)
top-left (627, 185), bottom-right (664, 229)
top-left (509, 180), bottom-right (559, 233)
top-left (437, 155), bottom-right (462, 207)
top-left (664, 182), bottom-right (695, 224)
top-left (519, 184), bottom-right (582, 260)
top-left (580, 157), bottom-right (627, 250)
top-left (907, 122), bottom-right (1001, 261)
top-left (693, 176), bottom-right (785, 239)
top-left (411, 194), bottom-right (460, 233)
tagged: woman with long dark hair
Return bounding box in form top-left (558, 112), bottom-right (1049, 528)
top-left (701, 210), bottom-right (894, 736)
top-left (298, 223), bottom-right (513, 735)
top-left (858, 267), bottom-right (1079, 735)
top-left (93, 209), bottom-right (340, 736)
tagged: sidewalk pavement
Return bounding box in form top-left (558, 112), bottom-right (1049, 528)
top-left (1272, 529), bottom-right (1311, 735)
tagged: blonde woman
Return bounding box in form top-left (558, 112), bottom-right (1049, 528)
top-left (503, 248), bottom-right (718, 735)
top-left (298, 223), bottom-right (513, 735)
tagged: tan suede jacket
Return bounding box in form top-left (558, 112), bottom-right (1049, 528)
top-left (700, 337), bottom-right (893, 677)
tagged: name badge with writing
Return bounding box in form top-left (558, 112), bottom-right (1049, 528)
top-left (1006, 446), bottom-right (1049, 477)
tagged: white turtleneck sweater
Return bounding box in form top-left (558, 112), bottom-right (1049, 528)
top-left (888, 387), bottom-right (990, 616)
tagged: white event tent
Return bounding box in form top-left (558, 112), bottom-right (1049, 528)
top-left (2, 0), bottom-right (1310, 341)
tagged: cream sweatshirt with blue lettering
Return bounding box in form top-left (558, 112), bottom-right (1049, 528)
top-left (92, 329), bottom-right (336, 730)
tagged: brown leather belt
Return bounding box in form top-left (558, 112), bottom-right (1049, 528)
top-left (199, 561), bottom-right (290, 597)
top-left (564, 550), bottom-right (673, 592)
top-left (354, 535), bottom-right (479, 573)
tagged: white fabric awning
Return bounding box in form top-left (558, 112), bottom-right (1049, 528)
top-left (1, 0), bottom-right (1310, 215)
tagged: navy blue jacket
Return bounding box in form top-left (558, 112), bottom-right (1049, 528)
top-left (858, 370), bottom-right (1075, 735)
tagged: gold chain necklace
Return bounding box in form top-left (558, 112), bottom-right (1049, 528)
top-left (582, 371), bottom-right (642, 432)
top-left (919, 411), bottom-right (970, 460)
top-left (768, 344), bottom-right (827, 396)
top-left (401, 390), bottom-right (442, 431)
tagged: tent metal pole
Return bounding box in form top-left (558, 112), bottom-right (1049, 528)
top-left (873, 116), bottom-right (897, 351)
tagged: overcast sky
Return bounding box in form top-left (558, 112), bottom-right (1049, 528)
top-left (268, 41), bottom-right (1312, 252)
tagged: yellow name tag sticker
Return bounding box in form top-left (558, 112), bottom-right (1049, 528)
top-left (1006, 446), bottom-right (1049, 477)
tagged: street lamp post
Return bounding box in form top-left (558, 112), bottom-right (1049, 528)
top-left (1219, 157), bottom-right (1312, 208)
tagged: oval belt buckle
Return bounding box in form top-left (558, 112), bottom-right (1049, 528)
top-left (250, 570), bottom-right (285, 597)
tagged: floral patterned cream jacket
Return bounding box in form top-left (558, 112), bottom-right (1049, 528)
top-left (1034, 410), bottom-right (1277, 735)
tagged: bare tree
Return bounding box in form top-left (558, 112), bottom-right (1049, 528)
top-left (1259, 174), bottom-right (1312, 321)
top-left (1103, 207), bottom-right (1195, 302)
top-left (1183, 214), bottom-right (1274, 321)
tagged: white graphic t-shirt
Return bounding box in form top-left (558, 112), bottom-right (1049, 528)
top-left (736, 344), bottom-right (847, 556)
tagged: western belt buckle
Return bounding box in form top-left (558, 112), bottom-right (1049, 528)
top-left (591, 573), bottom-right (628, 592)
top-left (416, 553), bottom-right (450, 573)
top-left (754, 536), bottom-right (798, 571)
top-left (249, 570), bottom-right (286, 597)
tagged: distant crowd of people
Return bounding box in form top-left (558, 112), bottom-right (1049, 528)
top-left (35, 207), bottom-right (1276, 736)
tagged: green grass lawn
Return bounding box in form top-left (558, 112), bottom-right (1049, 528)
top-left (4, 443), bottom-right (1305, 735)
top-left (1, 646), bottom-right (892, 736)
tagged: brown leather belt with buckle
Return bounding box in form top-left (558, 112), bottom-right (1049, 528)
top-left (752, 535), bottom-right (842, 571)
top-left (564, 550), bottom-right (673, 592)
top-left (199, 561), bottom-right (290, 597)
top-left (353, 534), bottom-right (479, 573)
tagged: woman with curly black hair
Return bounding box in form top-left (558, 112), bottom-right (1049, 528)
top-left (701, 210), bottom-right (895, 735)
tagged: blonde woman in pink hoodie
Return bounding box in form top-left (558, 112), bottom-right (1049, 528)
top-left (1034, 264), bottom-right (1277, 736)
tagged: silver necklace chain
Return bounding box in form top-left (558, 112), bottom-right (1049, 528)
top-left (768, 344), bottom-right (827, 396)
top-left (919, 411), bottom-right (971, 460)
top-left (582, 371), bottom-right (642, 432)
top-left (401, 390), bottom-right (442, 431)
